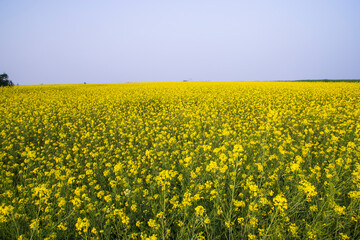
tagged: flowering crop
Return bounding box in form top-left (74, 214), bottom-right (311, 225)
top-left (0, 82), bottom-right (360, 239)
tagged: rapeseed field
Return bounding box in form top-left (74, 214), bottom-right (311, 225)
top-left (0, 82), bottom-right (359, 239)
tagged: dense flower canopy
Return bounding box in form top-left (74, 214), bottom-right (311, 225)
top-left (0, 82), bottom-right (360, 239)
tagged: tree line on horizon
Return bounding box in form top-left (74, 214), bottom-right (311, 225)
top-left (0, 73), bottom-right (14, 87)
top-left (294, 79), bottom-right (360, 82)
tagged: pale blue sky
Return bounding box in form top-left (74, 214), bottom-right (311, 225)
top-left (1, 0), bottom-right (359, 85)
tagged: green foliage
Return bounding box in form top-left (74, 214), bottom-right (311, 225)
top-left (0, 73), bottom-right (14, 87)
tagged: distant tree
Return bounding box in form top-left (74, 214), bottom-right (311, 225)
top-left (0, 73), bottom-right (14, 87)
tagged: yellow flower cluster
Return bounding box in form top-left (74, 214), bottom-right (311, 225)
top-left (75, 217), bottom-right (90, 234)
top-left (273, 194), bottom-right (288, 212)
top-left (0, 82), bottom-right (359, 239)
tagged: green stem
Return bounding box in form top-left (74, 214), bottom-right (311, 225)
top-left (228, 156), bottom-right (239, 240)
top-left (263, 208), bottom-right (278, 240)
top-left (10, 213), bottom-right (20, 239)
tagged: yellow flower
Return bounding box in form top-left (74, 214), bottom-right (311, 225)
top-left (290, 162), bottom-right (300, 172)
top-left (206, 161), bottom-right (219, 173)
top-left (17, 235), bottom-right (27, 240)
top-left (177, 220), bottom-right (184, 227)
top-left (182, 191), bottom-right (192, 207)
top-left (114, 209), bottom-right (130, 225)
top-left (75, 217), bottom-right (90, 233)
top-left (339, 233), bottom-right (350, 240)
top-left (0, 204), bottom-right (14, 222)
top-left (233, 200), bottom-right (246, 208)
top-left (148, 219), bottom-right (160, 230)
top-left (333, 204), bottom-right (346, 215)
top-left (249, 217), bottom-right (258, 227)
top-left (104, 194), bottom-right (112, 203)
top-left (131, 204), bottom-right (137, 212)
top-left (91, 227), bottom-right (98, 235)
top-left (310, 205), bottom-right (318, 212)
top-left (289, 223), bottom-right (298, 237)
top-left (146, 234), bottom-right (158, 240)
top-left (156, 212), bottom-right (164, 219)
top-left (195, 205), bottom-right (206, 217)
top-left (348, 191), bottom-right (360, 199)
top-left (299, 180), bottom-right (317, 199)
top-left (57, 222), bottom-right (67, 231)
top-left (273, 194), bottom-right (288, 212)
top-left (29, 219), bottom-right (39, 231)
top-left (248, 233), bottom-right (257, 240)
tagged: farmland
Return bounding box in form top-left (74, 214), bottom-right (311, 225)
top-left (0, 82), bottom-right (360, 239)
